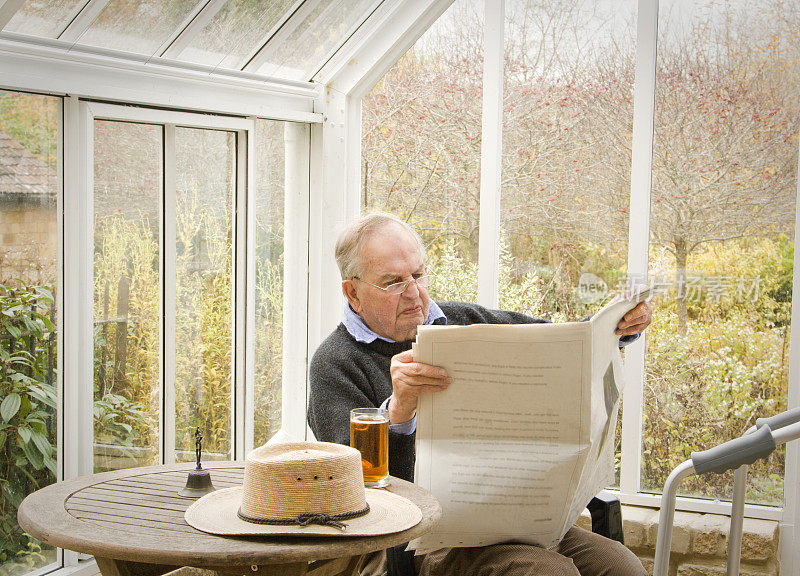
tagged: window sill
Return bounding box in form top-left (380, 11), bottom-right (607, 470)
top-left (578, 504), bottom-right (780, 575)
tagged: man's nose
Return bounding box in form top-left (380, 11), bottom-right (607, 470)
top-left (401, 278), bottom-right (422, 297)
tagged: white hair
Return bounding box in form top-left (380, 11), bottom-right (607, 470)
top-left (334, 212), bottom-right (425, 279)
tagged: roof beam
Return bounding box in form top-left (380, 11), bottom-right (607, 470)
top-left (0, 34), bottom-right (321, 121)
top-left (0, 0), bottom-right (25, 30)
top-left (58, 0), bottom-right (109, 43)
top-left (160, 0), bottom-right (227, 60)
top-left (314, 0), bottom-right (454, 98)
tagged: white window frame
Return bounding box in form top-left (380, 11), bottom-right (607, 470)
top-left (70, 101), bottom-right (255, 468)
top-left (0, 85), bottom-right (312, 576)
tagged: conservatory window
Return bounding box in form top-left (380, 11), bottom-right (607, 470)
top-left (172, 126), bottom-right (236, 462)
top-left (172, 0), bottom-right (297, 69)
top-left (4, 0), bottom-right (86, 38)
top-left (92, 119), bottom-right (162, 470)
top-left (499, 1), bottom-right (636, 334)
top-left (643, 0), bottom-right (798, 507)
top-left (360, 0), bottom-right (797, 514)
top-left (0, 89), bottom-right (60, 576)
top-left (252, 119), bottom-right (290, 446)
top-left (85, 105), bottom-right (260, 470)
top-left (362, 0), bottom-right (484, 302)
top-left (250, 0), bottom-right (379, 80)
top-left (73, 0), bottom-right (202, 56)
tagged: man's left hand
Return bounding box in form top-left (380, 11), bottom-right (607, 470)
top-left (615, 301), bottom-right (652, 336)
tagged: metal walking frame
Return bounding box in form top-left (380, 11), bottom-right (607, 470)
top-left (653, 407), bottom-right (800, 576)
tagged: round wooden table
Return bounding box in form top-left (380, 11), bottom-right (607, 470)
top-left (18, 461), bottom-right (441, 576)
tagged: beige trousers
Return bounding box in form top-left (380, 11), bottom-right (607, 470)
top-left (413, 527), bottom-right (647, 576)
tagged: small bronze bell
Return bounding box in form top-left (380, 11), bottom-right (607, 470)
top-left (179, 427), bottom-right (215, 498)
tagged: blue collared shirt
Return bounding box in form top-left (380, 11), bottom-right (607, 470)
top-left (342, 301), bottom-right (446, 433)
top-left (342, 300), bottom-right (447, 344)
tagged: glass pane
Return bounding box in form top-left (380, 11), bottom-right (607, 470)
top-left (253, 120), bottom-right (287, 446)
top-left (174, 127), bottom-right (235, 462)
top-left (500, 0), bottom-right (636, 320)
top-left (93, 120), bottom-right (162, 472)
top-left (0, 90), bottom-right (59, 575)
top-left (255, 0), bottom-right (376, 81)
top-left (4, 0), bottom-right (85, 38)
top-left (643, 0), bottom-right (798, 505)
top-left (177, 0), bottom-right (297, 69)
top-left (499, 0), bottom-right (636, 489)
top-left (362, 0), bottom-right (484, 301)
top-left (76, 0), bottom-right (201, 56)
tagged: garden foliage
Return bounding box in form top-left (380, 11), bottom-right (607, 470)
top-left (0, 285), bottom-right (56, 574)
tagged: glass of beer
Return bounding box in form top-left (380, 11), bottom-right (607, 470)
top-left (349, 407), bottom-right (389, 487)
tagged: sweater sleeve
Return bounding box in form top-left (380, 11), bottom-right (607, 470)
top-left (439, 301), bottom-right (551, 326)
top-left (307, 341), bottom-right (372, 447)
top-left (307, 333), bottom-right (416, 481)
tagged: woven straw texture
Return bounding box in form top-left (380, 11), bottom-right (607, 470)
top-left (240, 443), bottom-right (366, 518)
top-left (184, 441), bottom-right (422, 537)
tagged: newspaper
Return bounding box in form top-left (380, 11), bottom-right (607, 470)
top-left (408, 291), bottom-right (650, 553)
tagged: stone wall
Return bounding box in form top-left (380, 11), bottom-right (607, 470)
top-left (0, 198), bottom-right (57, 286)
top-left (578, 505), bottom-right (781, 575)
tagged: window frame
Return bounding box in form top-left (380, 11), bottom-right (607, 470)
top-left (68, 101), bottom-right (254, 468)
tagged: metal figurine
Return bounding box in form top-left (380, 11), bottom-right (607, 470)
top-left (195, 427), bottom-right (203, 469)
top-left (179, 426), bottom-right (216, 498)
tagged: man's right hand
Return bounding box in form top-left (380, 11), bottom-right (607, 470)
top-left (388, 349), bottom-right (451, 425)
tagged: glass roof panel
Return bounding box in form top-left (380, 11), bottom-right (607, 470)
top-left (254, 0), bottom-right (376, 81)
top-left (176, 0), bottom-right (297, 69)
top-left (4, 0), bottom-right (86, 38)
top-left (75, 0), bottom-right (201, 56)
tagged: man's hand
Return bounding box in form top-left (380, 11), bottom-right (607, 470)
top-left (388, 349), bottom-right (451, 425)
top-left (615, 301), bottom-right (653, 337)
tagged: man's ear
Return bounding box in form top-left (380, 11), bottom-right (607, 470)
top-left (342, 279), bottom-right (361, 313)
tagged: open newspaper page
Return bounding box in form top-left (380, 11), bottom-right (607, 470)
top-left (408, 290), bottom-right (649, 553)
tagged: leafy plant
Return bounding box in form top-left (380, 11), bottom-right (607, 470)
top-left (0, 284), bottom-right (56, 568)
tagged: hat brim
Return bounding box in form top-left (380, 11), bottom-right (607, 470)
top-left (184, 487), bottom-right (422, 537)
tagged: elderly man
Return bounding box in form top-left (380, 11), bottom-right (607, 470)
top-left (308, 212), bottom-right (651, 576)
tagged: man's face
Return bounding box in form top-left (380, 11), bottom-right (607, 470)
top-left (342, 223), bottom-right (430, 342)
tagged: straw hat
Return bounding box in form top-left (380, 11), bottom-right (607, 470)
top-left (184, 441), bottom-right (422, 537)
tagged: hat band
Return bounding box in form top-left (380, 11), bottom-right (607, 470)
top-left (236, 504), bottom-right (370, 531)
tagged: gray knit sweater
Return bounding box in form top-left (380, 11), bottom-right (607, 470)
top-left (307, 301), bottom-right (547, 481)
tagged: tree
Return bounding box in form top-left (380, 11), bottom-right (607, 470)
top-left (362, 0), bottom-right (484, 262)
top-left (650, 1), bottom-right (799, 332)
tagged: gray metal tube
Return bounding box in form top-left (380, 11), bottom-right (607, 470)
top-left (756, 407), bottom-right (800, 431)
top-left (727, 464), bottom-right (748, 576)
top-left (771, 421), bottom-right (800, 446)
top-left (726, 424), bottom-right (756, 576)
top-left (653, 460), bottom-right (695, 576)
top-left (691, 425), bottom-right (776, 475)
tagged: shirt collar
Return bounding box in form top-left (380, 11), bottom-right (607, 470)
top-left (342, 301), bottom-right (447, 344)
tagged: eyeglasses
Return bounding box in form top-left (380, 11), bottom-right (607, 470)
top-left (355, 274), bottom-right (434, 295)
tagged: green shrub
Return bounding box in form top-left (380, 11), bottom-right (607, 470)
top-left (0, 284), bottom-right (56, 568)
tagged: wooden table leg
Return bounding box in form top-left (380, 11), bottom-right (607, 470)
top-left (94, 557), bottom-right (183, 576)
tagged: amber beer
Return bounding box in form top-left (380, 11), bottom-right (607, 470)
top-left (349, 408), bottom-right (389, 487)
